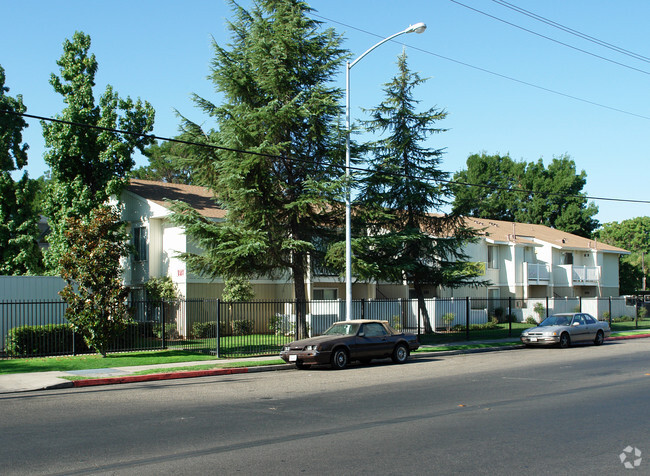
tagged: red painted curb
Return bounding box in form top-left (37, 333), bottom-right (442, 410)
top-left (72, 367), bottom-right (249, 387)
top-left (606, 333), bottom-right (650, 341)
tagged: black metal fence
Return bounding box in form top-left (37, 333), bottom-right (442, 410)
top-left (1, 296), bottom-right (648, 359)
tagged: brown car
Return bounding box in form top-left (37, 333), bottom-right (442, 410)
top-left (280, 319), bottom-right (420, 370)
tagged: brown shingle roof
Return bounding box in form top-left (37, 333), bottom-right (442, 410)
top-left (465, 217), bottom-right (628, 254)
top-left (127, 179), bottom-right (226, 219)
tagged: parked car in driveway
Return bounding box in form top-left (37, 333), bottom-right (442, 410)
top-left (280, 319), bottom-right (420, 370)
top-left (520, 312), bottom-right (611, 348)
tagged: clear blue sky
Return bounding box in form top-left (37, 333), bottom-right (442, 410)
top-left (3, 0), bottom-right (649, 225)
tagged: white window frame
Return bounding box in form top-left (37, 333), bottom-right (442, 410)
top-left (313, 288), bottom-right (338, 300)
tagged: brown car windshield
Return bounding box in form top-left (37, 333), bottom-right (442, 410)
top-left (323, 323), bottom-right (360, 336)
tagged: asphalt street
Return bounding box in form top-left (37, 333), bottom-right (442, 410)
top-left (1, 339), bottom-right (648, 475)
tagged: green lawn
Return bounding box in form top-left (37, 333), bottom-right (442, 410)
top-left (0, 350), bottom-right (219, 375)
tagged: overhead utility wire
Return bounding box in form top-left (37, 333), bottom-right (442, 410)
top-left (448, 0), bottom-right (650, 76)
top-left (311, 13), bottom-right (650, 122)
top-left (3, 109), bottom-right (649, 206)
top-left (491, 0), bottom-right (650, 64)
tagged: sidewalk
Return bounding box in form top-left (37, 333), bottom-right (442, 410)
top-left (1, 333), bottom-right (648, 394)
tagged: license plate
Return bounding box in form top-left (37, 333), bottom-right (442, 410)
top-left (289, 354), bottom-right (297, 362)
top-left (530, 337), bottom-right (538, 342)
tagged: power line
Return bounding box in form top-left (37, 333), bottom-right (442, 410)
top-left (448, 0), bottom-right (650, 76)
top-left (3, 108), bottom-right (649, 206)
top-left (311, 13), bottom-right (650, 122)
top-left (491, 0), bottom-right (650, 64)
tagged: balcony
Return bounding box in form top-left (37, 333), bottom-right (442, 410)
top-left (526, 263), bottom-right (551, 285)
top-left (571, 265), bottom-right (600, 286)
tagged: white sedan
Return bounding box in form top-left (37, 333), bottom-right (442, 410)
top-left (520, 312), bottom-right (611, 348)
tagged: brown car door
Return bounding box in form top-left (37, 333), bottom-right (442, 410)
top-left (355, 323), bottom-right (393, 359)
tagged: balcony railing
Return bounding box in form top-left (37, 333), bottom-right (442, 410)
top-left (572, 265), bottom-right (600, 285)
top-left (526, 263), bottom-right (551, 284)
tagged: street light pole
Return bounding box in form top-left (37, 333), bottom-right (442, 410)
top-left (344, 22), bottom-right (426, 321)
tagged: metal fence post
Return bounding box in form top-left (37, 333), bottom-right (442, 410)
top-left (465, 297), bottom-right (470, 341)
top-left (161, 300), bottom-right (166, 349)
top-left (608, 296), bottom-right (612, 325)
top-left (216, 299), bottom-right (221, 358)
top-left (508, 297), bottom-right (512, 337)
top-left (546, 296), bottom-right (549, 318)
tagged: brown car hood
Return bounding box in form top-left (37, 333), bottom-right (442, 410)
top-left (287, 334), bottom-right (352, 348)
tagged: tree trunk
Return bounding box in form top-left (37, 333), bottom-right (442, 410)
top-left (292, 256), bottom-right (309, 340)
top-left (413, 280), bottom-right (434, 333)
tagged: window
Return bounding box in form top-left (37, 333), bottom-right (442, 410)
top-left (361, 323), bottom-right (388, 337)
top-left (562, 252), bottom-right (573, 265)
top-left (133, 226), bottom-right (148, 262)
top-left (487, 246), bottom-right (498, 269)
top-left (313, 288), bottom-right (337, 300)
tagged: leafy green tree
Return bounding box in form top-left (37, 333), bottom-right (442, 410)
top-left (143, 276), bottom-right (179, 301)
top-left (452, 153), bottom-right (599, 238)
top-left (334, 52), bottom-right (483, 332)
top-left (59, 206), bottom-right (131, 357)
top-left (131, 137), bottom-right (197, 184)
top-left (169, 0), bottom-right (347, 338)
top-left (451, 153), bottom-right (524, 222)
top-left (596, 217), bottom-right (650, 294)
top-left (0, 65), bottom-right (43, 274)
top-left (42, 31), bottom-right (155, 272)
top-left (222, 276), bottom-right (254, 302)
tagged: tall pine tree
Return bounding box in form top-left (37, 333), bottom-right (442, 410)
top-left (42, 32), bottom-right (155, 272)
top-left (169, 0), bottom-right (346, 337)
top-left (344, 52), bottom-right (483, 332)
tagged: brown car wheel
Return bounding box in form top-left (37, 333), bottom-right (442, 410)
top-left (392, 343), bottom-right (409, 364)
top-left (331, 348), bottom-right (349, 370)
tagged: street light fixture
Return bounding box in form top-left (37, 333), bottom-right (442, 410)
top-left (344, 22), bottom-right (427, 321)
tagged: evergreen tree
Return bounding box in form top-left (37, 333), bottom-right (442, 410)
top-left (338, 52), bottom-right (483, 332)
top-left (0, 65), bottom-right (42, 274)
top-left (42, 32), bottom-right (155, 272)
top-left (169, 0), bottom-right (347, 338)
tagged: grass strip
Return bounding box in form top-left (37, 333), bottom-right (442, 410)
top-left (414, 342), bottom-right (521, 352)
top-left (61, 359), bottom-right (287, 381)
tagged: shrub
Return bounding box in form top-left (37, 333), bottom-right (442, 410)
top-left (442, 312), bottom-right (455, 331)
top-left (526, 316), bottom-right (538, 325)
top-left (602, 311), bottom-right (611, 321)
top-left (533, 302), bottom-right (545, 321)
top-left (269, 314), bottom-right (294, 336)
top-left (192, 321), bottom-right (217, 339)
top-left (638, 306), bottom-right (648, 320)
top-left (5, 324), bottom-right (89, 357)
top-left (152, 323), bottom-right (177, 339)
top-left (232, 319), bottom-right (254, 336)
top-left (493, 307), bottom-right (504, 322)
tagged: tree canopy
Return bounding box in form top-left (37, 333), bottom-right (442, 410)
top-left (131, 137), bottom-right (197, 184)
top-left (169, 0), bottom-right (347, 337)
top-left (452, 153), bottom-right (599, 238)
top-left (0, 65), bottom-right (43, 275)
top-left (59, 206), bottom-right (131, 357)
top-left (596, 217), bottom-right (650, 294)
top-left (42, 31), bottom-right (155, 272)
